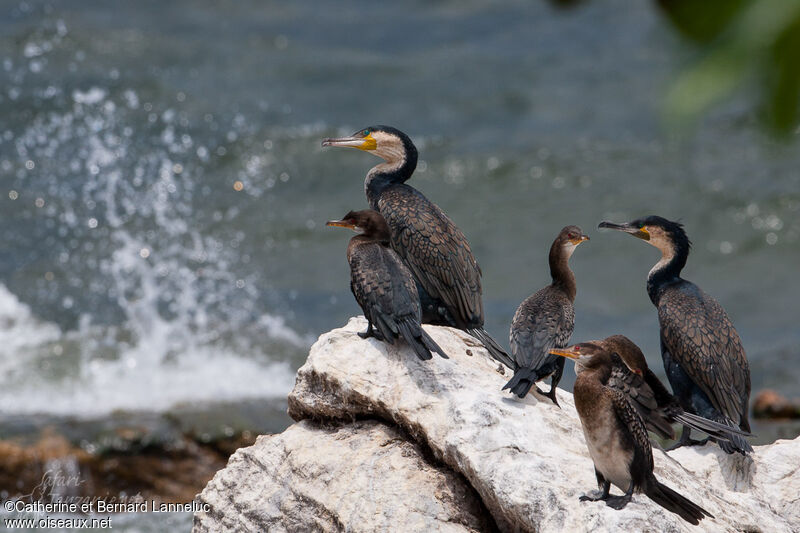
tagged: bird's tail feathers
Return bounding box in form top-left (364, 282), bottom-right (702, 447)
top-left (501, 368), bottom-right (537, 398)
top-left (419, 328), bottom-right (448, 359)
top-left (646, 480), bottom-right (713, 525)
top-left (715, 427), bottom-right (754, 455)
top-left (675, 412), bottom-right (753, 445)
top-left (467, 328), bottom-right (515, 369)
top-left (398, 318), bottom-right (449, 361)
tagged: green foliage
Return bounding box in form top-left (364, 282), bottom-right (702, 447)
top-left (661, 0), bottom-right (800, 136)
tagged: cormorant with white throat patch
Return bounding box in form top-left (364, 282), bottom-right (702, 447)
top-left (598, 216), bottom-right (752, 455)
top-left (322, 126), bottom-right (512, 368)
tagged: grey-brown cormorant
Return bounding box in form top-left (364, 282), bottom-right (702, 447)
top-left (599, 216), bottom-right (752, 454)
top-left (502, 225), bottom-right (589, 405)
top-left (322, 126), bottom-right (512, 368)
top-left (551, 335), bottom-right (752, 444)
top-left (327, 209), bottom-right (447, 361)
top-left (551, 346), bottom-right (713, 524)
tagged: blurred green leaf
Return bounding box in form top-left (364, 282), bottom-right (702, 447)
top-left (663, 0), bottom-right (800, 136)
top-left (764, 16), bottom-right (800, 133)
top-left (657, 0), bottom-right (749, 43)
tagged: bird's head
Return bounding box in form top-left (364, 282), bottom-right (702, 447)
top-left (322, 126), bottom-right (416, 170)
top-left (555, 225), bottom-right (590, 258)
top-left (601, 335), bottom-right (647, 376)
top-left (549, 341), bottom-right (611, 373)
top-left (598, 215), bottom-right (690, 256)
top-left (326, 209), bottom-right (390, 241)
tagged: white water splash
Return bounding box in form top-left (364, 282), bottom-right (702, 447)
top-left (0, 283), bottom-right (298, 417)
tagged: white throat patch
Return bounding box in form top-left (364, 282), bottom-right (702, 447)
top-left (645, 227), bottom-right (677, 277)
top-left (366, 130), bottom-right (406, 179)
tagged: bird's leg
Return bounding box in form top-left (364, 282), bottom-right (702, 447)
top-left (533, 385), bottom-right (548, 398)
top-left (358, 322), bottom-right (375, 339)
top-left (666, 425), bottom-right (710, 451)
top-left (546, 362), bottom-right (564, 407)
top-left (605, 481), bottom-right (634, 510)
top-left (580, 470), bottom-right (610, 502)
top-left (546, 383), bottom-right (560, 407)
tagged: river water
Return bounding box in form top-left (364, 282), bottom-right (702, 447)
top-left (1, 0), bottom-right (798, 526)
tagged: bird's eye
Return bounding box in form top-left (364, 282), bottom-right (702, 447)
top-left (568, 232), bottom-right (576, 239)
top-left (363, 129), bottom-right (370, 136)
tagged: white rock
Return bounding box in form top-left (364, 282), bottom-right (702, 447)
top-left (286, 317), bottom-right (800, 533)
top-left (193, 419), bottom-right (494, 533)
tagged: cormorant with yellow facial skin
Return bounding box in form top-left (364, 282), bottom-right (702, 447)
top-left (550, 345), bottom-right (713, 524)
top-left (322, 126), bottom-right (513, 369)
top-left (502, 225), bottom-right (589, 406)
top-left (551, 334), bottom-right (752, 444)
top-left (598, 216), bottom-right (752, 454)
top-left (327, 209), bottom-right (447, 361)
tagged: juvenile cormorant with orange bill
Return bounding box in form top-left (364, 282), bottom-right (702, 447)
top-left (327, 209), bottom-right (447, 361)
top-left (551, 346), bottom-right (713, 525)
top-left (551, 335), bottom-right (751, 445)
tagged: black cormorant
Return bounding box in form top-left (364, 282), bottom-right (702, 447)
top-left (550, 335), bottom-right (752, 444)
top-left (327, 209), bottom-right (447, 361)
top-left (502, 225), bottom-right (589, 405)
top-left (322, 126), bottom-right (512, 368)
top-left (598, 216), bottom-right (752, 454)
top-left (551, 347), bottom-right (713, 524)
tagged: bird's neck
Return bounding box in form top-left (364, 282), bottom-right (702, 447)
top-left (646, 244), bottom-right (687, 304)
top-left (573, 369), bottom-right (608, 417)
top-left (365, 145), bottom-right (417, 208)
top-left (346, 234), bottom-right (383, 261)
top-left (549, 243), bottom-right (576, 301)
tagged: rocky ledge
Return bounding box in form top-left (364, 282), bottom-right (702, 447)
top-left (194, 317), bottom-right (800, 533)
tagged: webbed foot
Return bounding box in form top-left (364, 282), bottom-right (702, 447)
top-left (579, 490), bottom-right (608, 502)
top-left (605, 493), bottom-right (632, 510)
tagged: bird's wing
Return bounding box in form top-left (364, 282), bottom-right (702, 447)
top-left (607, 360), bottom-right (659, 412)
top-left (349, 241), bottom-right (419, 339)
top-left (609, 387), bottom-right (654, 472)
top-left (379, 185), bottom-right (483, 327)
top-left (607, 358), bottom-right (675, 439)
top-left (658, 284), bottom-right (751, 427)
top-left (644, 369), bottom-right (679, 409)
top-left (509, 289), bottom-right (574, 371)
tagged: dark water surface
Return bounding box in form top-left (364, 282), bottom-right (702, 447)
top-left (1, 0), bottom-right (798, 465)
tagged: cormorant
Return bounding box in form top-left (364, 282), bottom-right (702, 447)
top-left (550, 335), bottom-right (752, 444)
top-left (502, 225), bottom-right (589, 405)
top-left (322, 126), bottom-right (512, 368)
top-left (327, 209), bottom-right (447, 361)
top-left (551, 346), bottom-right (713, 524)
top-left (599, 216), bottom-right (752, 454)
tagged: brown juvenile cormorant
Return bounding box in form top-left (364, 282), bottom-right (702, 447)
top-left (551, 347), bottom-right (713, 524)
top-left (551, 335), bottom-right (752, 444)
top-left (322, 126), bottom-right (513, 368)
top-left (327, 209), bottom-right (447, 361)
top-left (502, 225), bottom-right (589, 405)
top-left (599, 216), bottom-right (752, 454)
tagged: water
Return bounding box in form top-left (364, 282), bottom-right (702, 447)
top-left (0, 0), bottom-right (799, 526)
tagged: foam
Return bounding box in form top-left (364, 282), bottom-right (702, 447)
top-left (0, 284), bottom-right (299, 417)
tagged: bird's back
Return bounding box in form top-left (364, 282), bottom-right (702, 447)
top-left (377, 183), bottom-right (483, 328)
top-left (347, 237), bottom-right (420, 327)
top-left (657, 280), bottom-right (751, 430)
top-left (510, 286), bottom-right (574, 371)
